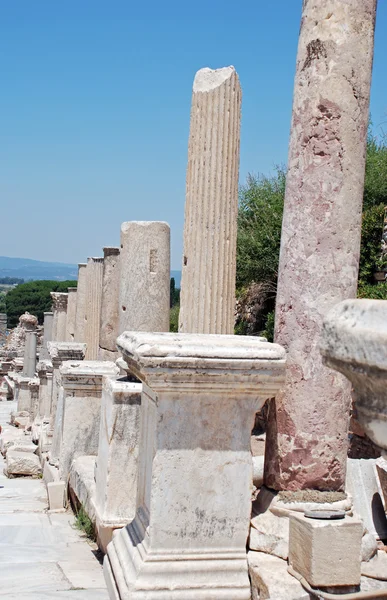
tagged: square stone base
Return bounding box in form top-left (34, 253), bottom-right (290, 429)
top-left (104, 520), bottom-right (251, 600)
top-left (289, 513), bottom-right (362, 588)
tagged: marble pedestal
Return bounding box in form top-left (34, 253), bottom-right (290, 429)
top-left (56, 360), bottom-right (119, 481)
top-left (104, 332), bottom-right (285, 600)
top-left (93, 377), bottom-right (142, 552)
top-left (46, 342), bottom-right (86, 463)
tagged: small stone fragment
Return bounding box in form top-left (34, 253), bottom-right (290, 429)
top-left (361, 551), bottom-right (387, 581)
top-left (6, 450), bottom-right (42, 477)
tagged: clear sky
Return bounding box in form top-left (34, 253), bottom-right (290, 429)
top-left (1, 1), bottom-right (386, 269)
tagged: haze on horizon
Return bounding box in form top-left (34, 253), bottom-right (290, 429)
top-left (1, 0), bottom-right (386, 270)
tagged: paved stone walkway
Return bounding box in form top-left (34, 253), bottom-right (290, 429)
top-left (0, 400), bottom-right (109, 599)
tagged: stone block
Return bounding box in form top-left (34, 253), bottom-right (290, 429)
top-left (250, 508), bottom-right (289, 560)
top-left (93, 377), bottom-right (142, 552)
top-left (346, 457), bottom-right (387, 540)
top-left (57, 360), bottom-right (119, 481)
top-left (248, 551), bottom-right (309, 600)
top-left (47, 481), bottom-right (65, 511)
top-left (6, 450), bottom-right (42, 477)
top-left (288, 513), bottom-right (362, 588)
top-left (375, 457), bottom-right (387, 512)
top-left (361, 532), bottom-right (378, 563)
top-left (361, 550), bottom-right (387, 581)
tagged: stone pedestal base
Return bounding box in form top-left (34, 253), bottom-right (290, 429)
top-left (289, 513), bottom-right (362, 588)
top-left (104, 522), bottom-right (251, 600)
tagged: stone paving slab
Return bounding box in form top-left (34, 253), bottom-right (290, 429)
top-left (0, 400), bottom-right (109, 599)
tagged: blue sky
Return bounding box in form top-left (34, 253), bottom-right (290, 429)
top-left (1, 1), bottom-right (386, 269)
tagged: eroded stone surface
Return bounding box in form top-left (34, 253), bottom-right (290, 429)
top-left (264, 0), bottom-right (378, 491)
top-left (248, 551), bottom-right (309, 600)
top-left (6, 450), bottom-right (42, 476)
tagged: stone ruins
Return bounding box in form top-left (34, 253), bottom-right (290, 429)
top-left (1, 1), bottom-right (387, 598)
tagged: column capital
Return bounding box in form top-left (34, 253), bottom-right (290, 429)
top-left (117, 331), bottom-right (285, 395)
top-left (50, 292), bottom-right (68, 311)
top-left (59, 360), bottom-right (119, 392)
top-left (47, 341), bottom-right (86, 367)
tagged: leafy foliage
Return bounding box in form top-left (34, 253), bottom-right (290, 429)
top-left (357, 282), bottom-right (387, 299)
top-left (170, 304), bottom-right (180, 332)
top-left (170, 277), bottom-right (180, 308)
top-left (358, 203), bottom-right (385, 285)
top-left (236, 168), bottom-right (285, 289)
top-left (0, 292), bottom-right (6, 313)
top-left (74, 505), bottom-right (96, 541)
top-left (5, 280), bottom-right (76, 327)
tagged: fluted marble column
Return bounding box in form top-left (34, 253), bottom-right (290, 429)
top-left (66, 287), bottom-right (77, 341)
top-left (75, 263), bottom-right (87, 342)
top-left (85, 257), bottom-right (104, 360)
top-left (179, 66), bottom-right (242, 334)
top-left (51, 293), bottom-right (68, 342)
top-left (264, 0), bottom-right (377, 492)
top-left (99, 247), bottom-right (120, 360)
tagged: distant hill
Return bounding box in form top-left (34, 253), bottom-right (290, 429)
top-left (0, 256), bottom-right (182, 287)
top-left (0, 256), bottom-right (78, 281)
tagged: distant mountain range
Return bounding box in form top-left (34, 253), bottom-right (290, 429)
top-left (0, 256), bottom-right (181, 288)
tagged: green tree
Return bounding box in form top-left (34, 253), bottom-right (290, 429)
top-left (5, 280), bottom-right (77, 328)
top-left (0, 291), bottom-right (6, 313)
top-left (236, 133), bottom-right (387, 335)
top-left (237, 168), bottom-right (285, 289)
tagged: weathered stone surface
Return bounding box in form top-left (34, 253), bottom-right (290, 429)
top-left (23, 331), bottom-right (37, 378)
top-left (47, 481), bottom-right (65, 511)
top-left (119, 222), bottom-right (170, 334)
top-left (66, 287), bottom-right (77, 341)
top-left (105, 331), bottom-right (286, 600)
top-left (85, 258), bottom-right (104, 360)
top-left (40, 312), bottom-right (53, 361)
top-left (248, 551), bottom-right (309, 600)
top-left (93, 377), bottom-right (142, 551)
top-left (56, 360), bottom-right (119, 481)
top-left (322, 299), bottom-right (387, 458)
top-left (6, 450), bottom-right (42, 476)
top-left (346, 457), bottom-right (387, 540)
top-left (51, 293), bottom-right (68, 343)
top-left (69, 454), bottom-right (96, 523)
top-left (99, 247), bottom-right (120, 357)
top-left (36, 360), bottom-right (53, 421)
top-left (288, 513), bottom-right (362, 588)
top-left (375, 457), bottom-right (387, 511)
top-left (250, 510), bottom-right (289, 560)
top-left (47, 342), bottom-right (87, 455)
top-left (361, 550), bottom-right (387, 581)
top-left (264, 0), bottom-right (377, 491)
top-left (361, 532), bottom-right (378, 563)
top-left (74, 263), bottom-right (87, 343)
top-left (179, 66), bottom-right (241, 335)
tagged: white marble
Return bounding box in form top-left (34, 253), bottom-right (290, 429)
top-left (0, 401), bottom-right (109, 599)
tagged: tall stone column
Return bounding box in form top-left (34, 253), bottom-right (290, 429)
top-left (66, 287), bottom-right (77, 341)
top-left (264, 0), bottom-right (377, 492)
top-left (85, 257), bottom-right (104, 360)
top-left (22, 331), bottom-right (37, 378)
top-left (99, 247), bottom-right (120, 360)
top-left (179, 66), bottom-right (241, 335)
top-left (119, 222), bottom-right (170, 334)
top-left (51, 293), bottom-right (68, 343)
top-left (74, 263), bottom-right (87, 342)
top-left (40, 312), bottom-right (53, 360)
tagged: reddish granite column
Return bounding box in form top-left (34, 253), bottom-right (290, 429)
top-left (264, 0), bottom-right (377, 492)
